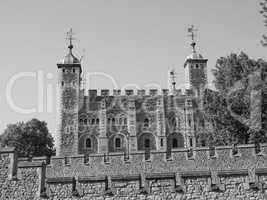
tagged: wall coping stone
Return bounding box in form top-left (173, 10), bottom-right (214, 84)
top-left (171, 148), bottom-right (188, 153)
top-left (18, 161), bottom-right (44, 168)
top-left (0, 147), bottom-right (15, 153)
top-left (255, 168), bottom-right (267, 175)
top-left (78, 176), bottom-right (106, 182)
top-left (69, 155), bottom-right (84, 159)
top-left (46, 177), bottom-right (74, 184)
top-left (18, 157), bottom-right (30, 161)
top-left (181, 170), bottom-right (210, 177)
top-left (32, 156), bottom-right (47, 161)
top-left (217, 169), bottom-right (248, 176)
top-left (146, 173), bottom-right (174, 179)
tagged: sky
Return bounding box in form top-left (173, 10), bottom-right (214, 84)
top-left (0, 0), bottom-right (266, 135)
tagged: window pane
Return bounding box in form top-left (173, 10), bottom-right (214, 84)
top-left (173, 138), bottom-right (178, 148)
top-left (115, 138), bottom-right (121, 148)
top-left (86, 138), bottom-right (91, 148)
top-left (145, 139), bottom-right (150, 148)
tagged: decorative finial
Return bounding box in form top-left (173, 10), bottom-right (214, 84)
top-left (170, 70), bottom-right (176, 91)
top-left (66, 28), bottom-right (75, 52)
top-left (188, 25), bottom-right (197, 52)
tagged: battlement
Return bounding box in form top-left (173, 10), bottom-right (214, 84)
top-left (83, 89), bottom-right (194, 98)
top-left (1, 143), bottom-right (267, 199)
top-left (42, 144), bottom-right (267, 178)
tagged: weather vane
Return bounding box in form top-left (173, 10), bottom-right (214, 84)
top-left (188, 25), bottom-right (197, 52)
top-left (66, 28), bottom-right (75, 49)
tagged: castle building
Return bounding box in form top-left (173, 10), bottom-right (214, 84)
top-left (56, 29), bottom-right (212, 156)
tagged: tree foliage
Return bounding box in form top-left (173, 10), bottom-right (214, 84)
top-left (0, 118), bottom-right (55, 157)
top-left (260, 0), bottom-right (267, 46)
top-left (203, 52), bottom-right (267, 145)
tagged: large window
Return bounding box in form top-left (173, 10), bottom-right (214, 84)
top-left (144, 118), bottom-right (149, 128)
top-left (65, 126), bottom-right (74, 134)
top-left (172, 138), bottom-right (178, 148)
top-left (91, 118), bottom-right (95, 124)
top-left (145, 139), bottom-right (150, 148)
top-left (85, 138), bottom-right (92, 149)
top-left (115, 137), bottom-right (122, 149)
top-left (189, 138), bottom-right (193, 147)
top-left (79, 119), bottom-right (83, 124)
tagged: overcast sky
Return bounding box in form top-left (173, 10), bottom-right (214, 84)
top-left (0, 0), bottom-right (265, 134)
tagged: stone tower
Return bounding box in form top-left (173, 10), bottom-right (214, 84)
top-left (56, 29), bottom-right (82, 156)
top-left (184, 26), bottom-right (208, 97)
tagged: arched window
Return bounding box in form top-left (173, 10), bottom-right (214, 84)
top-left (201, 140), bottom-right (206, 147)
top-left (112, 118), bottom-right (115, 124)
top-left (145, 139), bottom-right (150, 148)
top-left (124, 118), bottom-right (127, 125)
top-left (84, 119), bottom-right (88, 125)
top-left (79, 119), bottom-right (83, 124)
top-left (96, 118), bottom-right (99, 124)
top-left (115, 137), bottom-right (122, 149)
top-left (91, 118), bottom-right (95, 124)
top-left (66, 126), bottom-right (74, 134)
top-left (187, 114), bottom-right (192, 127)
top-left (108, 118), bottom-right (111, 124)
top-left (144, 118), bottom-right (149, 127)
top-left (172, 138), bottom-right (178, 148)
top-left (172, 118), bottom-right (176, 128)
top-left (196, 64), bottom-right (199, 69)
top-left (189, 138), bottom-right (193, 147)
top-left (85, 138), bottom-right (92, 149)
top-left (119, 118), bottom-right (123, 124)
top-left (73, 69), bottom-right (76, 73)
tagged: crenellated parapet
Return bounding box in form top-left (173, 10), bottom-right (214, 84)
top-left (2, 144), bottom-right (267, 199)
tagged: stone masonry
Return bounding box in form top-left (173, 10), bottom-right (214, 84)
top-left (2, 144), bottom-right (267, 199)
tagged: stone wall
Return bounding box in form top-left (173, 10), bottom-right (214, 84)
top-left (2, 144), bottom-right (267, 199)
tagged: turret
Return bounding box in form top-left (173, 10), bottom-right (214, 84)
top-left (184, 26), bottom-right (208, 97)
top-left (56, 29), bottom-right (82, 156)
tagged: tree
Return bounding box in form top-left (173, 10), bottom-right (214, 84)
top-left (203, 52), bottom-right (267, 145)
top-left (0, 118), bottom-right (55, 157)
top-left (260, 0), bottom-right (267, 46)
